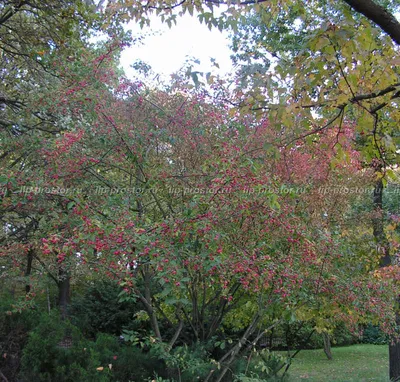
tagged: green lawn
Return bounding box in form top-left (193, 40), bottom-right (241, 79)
top-left (284, 344), bottom-right (388, 382)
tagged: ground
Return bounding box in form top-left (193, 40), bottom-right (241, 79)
top-left (286, 344), bottom-right (388, 382)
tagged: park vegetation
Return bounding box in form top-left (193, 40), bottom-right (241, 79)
top-left (1, 0), bottom-right (400, 381)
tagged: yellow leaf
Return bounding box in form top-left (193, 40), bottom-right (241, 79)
top-left (228, 108), bottom-right (236, 118)
top-left (96, 367), bottom-right (104, 371)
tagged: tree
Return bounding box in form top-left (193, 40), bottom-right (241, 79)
top-left (29, 64), bottom-right (397, 380)
top-left (0, 0), bottom-right (128, 318)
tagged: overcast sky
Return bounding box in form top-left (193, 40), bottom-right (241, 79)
top-left (120, 13), bottom-right (234, 80)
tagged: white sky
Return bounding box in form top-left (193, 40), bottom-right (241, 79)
top-left (120, 13), bottom-right (234, 80)
top-left (118, 8), bottom-right (400, 82)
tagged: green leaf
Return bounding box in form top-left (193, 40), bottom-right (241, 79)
top-left (67, 201), bottom-right (75, 210)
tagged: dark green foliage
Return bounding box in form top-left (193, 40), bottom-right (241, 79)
top-left (383, 183), bottom-right (400, 218)
top-left (161, 342), bottom-right (214, 381)
top-left (269, 322), bottom-right (358, 351)
top-left (93, 333), bottom-right (167, 381)
top-left (151, 341), bottom-right (287, 381)
top-left (19, 312), bottom-right (167, 382)
top-left (331, 323), bottom-right (360, 347)
top-left (0, 296), bottom-right (41, 381)
top-left (233, 349), bottom-right (288, 382)
top-left (362, 324), bottom-right (388, 345)
top-left (19, 312), bottom-right (108, 382)
top-left (69, 280), bottom-right (141, 338)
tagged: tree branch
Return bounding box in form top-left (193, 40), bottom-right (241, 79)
top-left (343, 0), bottom-right (400, 45)
top-left (0, 368), bottom-right (9, 382)
top-left (167, 320), bottom-right (184, 350)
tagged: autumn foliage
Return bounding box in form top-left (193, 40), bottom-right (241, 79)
top-left (2, 1), bottom-right (400, 380)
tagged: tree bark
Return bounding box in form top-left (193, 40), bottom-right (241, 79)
top-left (135, 267), bottom-right (163, 342)
top-left (0, 368), bottom-right (9, 382)
top-left (343, 0), bottom-right (400, 46)
top-left (143, 267), bottom-right (162, 341)
top-left (24, 247), bottom-right (34, 294)
top-left (372, 178), bottom-right (391, 267)
top-left (46, 285), bottom-right (51, 313)
top-left (322, 332), bottom-right (333, 361)
top-left (167, 321), bottom-right (183, 351)
top-left (204, 312), bottom-right (262, 382)
top-left (57, 266), bottom-right (70, 320)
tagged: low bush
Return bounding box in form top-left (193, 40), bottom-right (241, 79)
top-left (361, 324), bottom-right (388, 345)
top-left (69, 280), bottom-right (141, 338)
top-left (19, 313), bottom-right (168, 382)
top-left (19, 311), bottom-right (107, 382)
top-left (233, 349), bottom-right (288, 382)
top-left (0, 295), bottom-right (40, 381)
top-left (93, 333), bottom-right (167, 381)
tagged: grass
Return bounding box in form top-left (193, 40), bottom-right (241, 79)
top-left (283, 344), bottom-right (388, 382)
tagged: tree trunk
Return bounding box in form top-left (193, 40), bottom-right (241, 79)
top-left (57, 266), bottom-right (70, 320)
top-left (136, 266), bottom-right (162, 341)
top-left (372, 178), bottom-right (391, 267)
top-left (46, 285), bottom-right (51, 313)
top-left (373, 177), bottom-right (400, 380)
top-left (24, 247), bottom-right (34, 294)
top-left (204, 312), bottom-right (262, 382)
top-left (390, 305), bottom-right (400, 382)
top-left (322, 332), bottom-right (333, 360)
